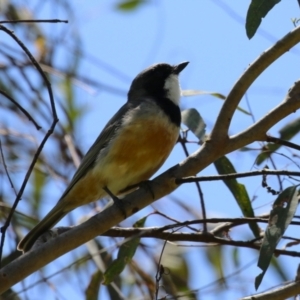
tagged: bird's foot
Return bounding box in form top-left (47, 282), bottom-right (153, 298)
top-left (103, 186), bottom-right (127, 218)
top-left (139, 180), bottom-right (155, 199)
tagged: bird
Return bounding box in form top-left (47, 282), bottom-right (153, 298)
top-left (17, 61), bottom-right (189, 253)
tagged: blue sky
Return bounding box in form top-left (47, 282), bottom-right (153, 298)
top-left (6, 1), bottom-right (300, 299)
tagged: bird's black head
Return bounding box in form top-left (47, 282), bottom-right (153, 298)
top-left (128, 62), bottom-right (189, 105)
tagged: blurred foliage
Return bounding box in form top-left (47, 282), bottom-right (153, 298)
top-left (159, 244), bottom-right (196, 299)
top-left (103, 217), bottom-right (147, 285)
top-left (116, 0), bottom-right (147, 11)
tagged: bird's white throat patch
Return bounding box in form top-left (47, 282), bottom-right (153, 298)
top-left (164, 74), bottom-right (181, 106)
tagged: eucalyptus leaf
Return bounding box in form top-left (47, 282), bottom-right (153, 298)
top-left (255, 186), bottom-right (299, 289)
top-left (181, 108), bottom-right (206, 141)
top-left (246, 0), bottom-right (281, 39)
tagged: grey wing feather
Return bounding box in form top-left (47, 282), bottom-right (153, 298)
top-left (59, 101), bottom-right (135, 200)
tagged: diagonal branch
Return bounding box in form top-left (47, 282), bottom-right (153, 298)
top-left (211, 25), bottom-right (300, 143)
top-left (227, 79), bottom-right (300, 152)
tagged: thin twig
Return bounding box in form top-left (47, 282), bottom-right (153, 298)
top-left (0, 19), bottom-right (68, 24)
top-left (155, 240), bottom-right (168, 300)
top-left (155, 226), bottom-right (184, 300)
top-left (267, 135), bottom-right (300, 152)
top-left (176, 169), bottom-right (300, 184)
top-left (268, 155), bottom-right (283, 192)
top-left (0, 24), bottom-right (58, 264)
top-left (179, 134), bottom-right (207, 231)
top-left (154, 210), bottom-right (200, 232)
top-left (0, 89), bottom-right (41, 130)
top-left (102, 226), bottom-right (300, 257)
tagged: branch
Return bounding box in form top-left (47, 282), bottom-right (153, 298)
top-left (103, 227), bottom-right (300, 258)
top-left (267, 135), bottom-right (300, 151)
top-left (242, 281), bottom-right (300, 300)
top-left (176, 169), bottom-right (300, 184)
top-left (0, 19), bottom-right (68, 24)
top-left (50, 216), bottom-right (270, 238)
top-left (227, 79), bottom-right (300, 152)
top-left (211, 25), bottom-right (300, 143)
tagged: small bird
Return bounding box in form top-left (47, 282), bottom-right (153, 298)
top-left (17, 61), bottom-right (189, 252)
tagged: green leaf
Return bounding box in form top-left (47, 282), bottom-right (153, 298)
top-left (255, 144), bottom-right (278, 165)
top-left (181, 108), bottom-right (206, 141)
top-left (239, 146), bottom-right (255, 152)
top-left (246, 0), bottom-right (281, 39)
top-left (279, 117), bottom-right (300, 140)
top-left (214, 156), bottom-right (261, 237)
top-left (85, 270), bottom-right (102, 300)
top-left (234, 105), bottom-right (251, 115)
top-left (103, 217), bottom-right (147, 284)
top-left (116, 0), bottom-right (146, 11)
top-left (255, 186), bottom-right (298, 289)
top-left (85, 240), bottom-right (122, 299)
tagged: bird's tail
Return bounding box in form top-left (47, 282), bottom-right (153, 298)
top-left (17, 202), bottom-right (68, 253)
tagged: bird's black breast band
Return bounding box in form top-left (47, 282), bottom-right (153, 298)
top-left (153, 97), bottom-right (181, 127)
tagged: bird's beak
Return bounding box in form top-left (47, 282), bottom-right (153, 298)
top-left (173, 61), bottom-right (189, 75)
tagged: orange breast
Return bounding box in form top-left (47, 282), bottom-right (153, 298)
top-left (99, 110), bottom-right (179, 194)
top-left (61, 107), bottom-right (179, 209)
